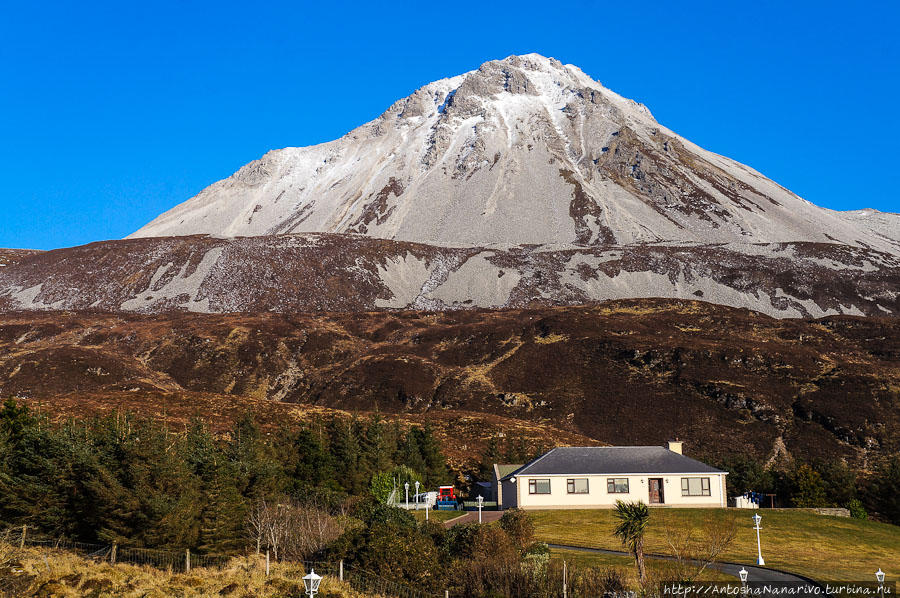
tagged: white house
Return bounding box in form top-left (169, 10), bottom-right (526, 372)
top-left (498, 442), bottom-right (727, 510)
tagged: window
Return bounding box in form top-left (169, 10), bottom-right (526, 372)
top-left (528, 479), bottom-right (551, 494)
top-left (681, 477), bottom-right (711, 496)
top-left (607, 478), bottom-right (630, 493)
top-left (567, 478), bottom-right (589, 494)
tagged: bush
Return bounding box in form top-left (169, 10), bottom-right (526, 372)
top-left (353, 497), bottom-right (417, 529)
top-left (848, 498), bottom-right (867, 520)
top-left (572, 566), bottom-right (628, 598)
top-left (866, 456), bottom-right (900, 525)
top-left (790, 464), bottom-right (828, 508)
top-left (370, 465), bottom-right (423, 504)
top-left (498, 508), bottom-right (535, 551)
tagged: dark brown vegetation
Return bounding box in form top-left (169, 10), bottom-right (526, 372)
top-left (1, 299), bottom-right (898, 467)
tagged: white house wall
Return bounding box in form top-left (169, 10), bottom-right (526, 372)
top-left (509, 473), bottom-right (727, 509)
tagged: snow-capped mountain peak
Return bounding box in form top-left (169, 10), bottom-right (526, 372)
top-left (129, 54), bottom-right (900, 255)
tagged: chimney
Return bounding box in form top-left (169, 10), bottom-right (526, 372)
top-left (667, 440), bottom-right (683, 455)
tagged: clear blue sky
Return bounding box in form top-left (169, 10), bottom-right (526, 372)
top-left (2, 1), bottom-right (898, 250)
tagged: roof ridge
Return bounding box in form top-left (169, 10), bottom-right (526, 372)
top-left (505, 446), bottom-right (559, 479)
top-left (500, 445), bottom-right (725, 478)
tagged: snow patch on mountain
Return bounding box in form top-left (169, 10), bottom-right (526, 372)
top-left (127, 54), bottom-right (900, 256)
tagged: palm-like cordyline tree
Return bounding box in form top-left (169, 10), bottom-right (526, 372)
top-left (613, 500), bottom-right (650, 584)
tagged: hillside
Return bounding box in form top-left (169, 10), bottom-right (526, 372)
top-left (1, 234), bottom-right (898, 318)
top-left (2, 300), bottom-right (898, 466)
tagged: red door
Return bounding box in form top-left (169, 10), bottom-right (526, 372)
top-left (649, 478), bottom-right (664, 504)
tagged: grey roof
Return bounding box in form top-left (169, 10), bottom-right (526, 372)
top-left (501, 446), bottom-right (725, 479)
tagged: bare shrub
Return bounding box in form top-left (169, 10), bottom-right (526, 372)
top-left (246, 495), bottom-right (347, 561)
top-left (663, 512), bottom-right (737, 581)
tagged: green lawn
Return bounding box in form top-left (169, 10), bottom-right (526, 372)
top-left (530, 509), bottom-right (900, 583)
top-left (411, 509), bottom-right (463, 523)
top-left (549, 548), bottom-right (733, 586)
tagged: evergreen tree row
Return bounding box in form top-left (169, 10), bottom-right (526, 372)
top-left (0, 399), bottom-right (450, 553)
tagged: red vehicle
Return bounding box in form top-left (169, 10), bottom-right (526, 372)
top-left (436, 486), bottom-right (458, 510)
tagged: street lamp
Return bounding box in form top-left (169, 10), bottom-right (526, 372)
top-left (752, 513), bottom-right (765, 566)
top-left (415, 481), bottom-right (420, 509)
top-left (876, 569), bottom-right (885, 598)
top-left (404, 481), bottom-right (409, 509)
top-left (739, 567), bottom-right (748, 593)
top-left (477, 494), bottom-right (484, 524)
top-left (303, 569), bottom-right (322, 598)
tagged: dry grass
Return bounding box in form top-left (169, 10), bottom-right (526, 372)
top-left (531, 508), bottom-right (900, 583)
top-left (533, 333), bottom-right (568, 344)
top-left (1, 541), bottom-right (378, 598)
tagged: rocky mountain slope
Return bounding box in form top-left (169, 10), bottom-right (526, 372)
top-left (1, 234), bottom-right (898, 318)
top-left (131, 54), bottom-right (900, 254)
top-left (2, 54), bottom-right (897, 318)
top-left (2, 300), bottom-right (898, 467)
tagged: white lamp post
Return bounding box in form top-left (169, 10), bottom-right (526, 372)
top-left (752, 513), bottom-right (765, 566)
top-left (303, 569), bottom-right (322, 598)
top-left (477, 494), bottom-right (484, 523)
top-left (876, 569), bottom-right (885, 598)
top-left (425, 499), bottom-right (429, 521)
top-left (415, 481), bottom-right (420, 509)
top-left (739, 567), bottom-right (748, 592)
top-left (404, 482), bottom-right (409, 509)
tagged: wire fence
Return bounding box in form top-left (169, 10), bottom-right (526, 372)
top-left (343, 564), bottom-right (429, 598)
top-left (3, 525), bottom-right (430, 598)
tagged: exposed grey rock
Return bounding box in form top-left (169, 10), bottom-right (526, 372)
top-left (128, 53), bottom-right (900, 257)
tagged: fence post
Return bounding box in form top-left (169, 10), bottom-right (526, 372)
top-left (563, 560), bottom-right (567, 598)
top-left (445, 590), bottom-right (450, 598)
top-left (265, 550), bottom-right (270, 577)
top-left (20, 524), bottom-right (26, 549)
top-left (111, 543), bottom-right (117, 565)
top-left (339, 559), bottom-right (343, 582)
top-left (185, 549), bottom-right (191, 573)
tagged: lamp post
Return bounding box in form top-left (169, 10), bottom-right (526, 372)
top-left (739, 567), bottom-right (748, 593)
top-left (477, 494), bottom-right (484, 524)
top-left (303, 569), bottom-right (322, 598)
top-left (752, 513), bottom-right (765, 566)
top-left (876, 569), bottom-right (885, 598)
top-left (404, 482), bottom-right (409, 509)
top-left (415, 481), bottom-right (420, 509)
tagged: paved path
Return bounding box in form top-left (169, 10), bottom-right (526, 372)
top-left (443, 510), bottom-right (503, 528)
top-left (548, 543), bottom-right (820, 588)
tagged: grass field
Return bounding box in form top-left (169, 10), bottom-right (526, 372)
top-left (530, 508), bottom-right (900, 583)
top-left (549, 548), bottom-right (734, 586)
top-left (410, 509), bottom-right (462, 523)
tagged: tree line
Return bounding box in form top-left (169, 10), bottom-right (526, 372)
top-left (711, 453), bottom-right (900, 524)
top-left (0, 398), bottom-right (449, 553)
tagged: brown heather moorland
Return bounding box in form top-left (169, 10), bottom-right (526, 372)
top-left (1, 299), bottom-right (898, 468)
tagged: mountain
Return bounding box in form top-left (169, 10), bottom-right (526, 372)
top-left (130, 54), bottom-right (900, 254)
top-left (2, 301), bottom-right (898, 466)
top-left (1, 234), bottom-right (898, 318)
top-left (2, 54), bottom-right (899, 318)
